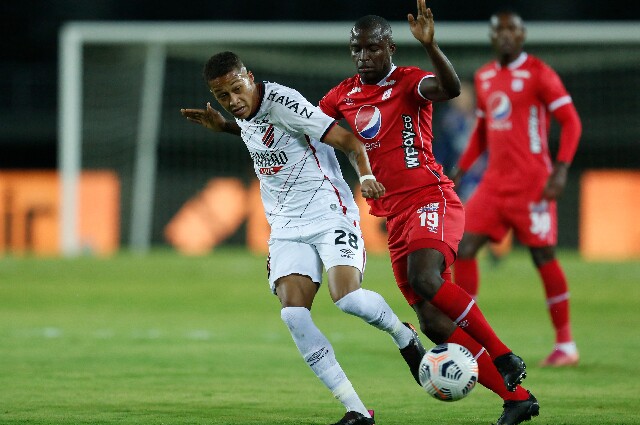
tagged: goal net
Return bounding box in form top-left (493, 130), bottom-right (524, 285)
top-left (59, 21), bottom-right (640, 256)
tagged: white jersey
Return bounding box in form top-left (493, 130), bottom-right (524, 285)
top-left (236, 81), bottom-right (360, 229)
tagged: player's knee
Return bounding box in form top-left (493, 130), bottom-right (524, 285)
top-left (280, 306), bottom-right (309, 331)
top-left (334, 288), bottom-right (366, 316)
top-left (334, 288), bottom-right (384, 322)
top-left (531, 246), bottom-right (556, 267)
top-left (408, 270), bottom-right (442, 300)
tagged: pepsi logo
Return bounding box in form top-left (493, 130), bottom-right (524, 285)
top-left (355, 105), bottom-right (382, 139)
top-left (487, 91), bottom-right (512, 121)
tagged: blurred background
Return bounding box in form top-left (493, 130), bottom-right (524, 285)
top-left (1, 0), bottom-right (639, 257)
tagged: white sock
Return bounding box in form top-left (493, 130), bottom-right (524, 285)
top-left (555, 341), bottom-right (578, 354)
top-left (280, 307), bottom-right (370, 416)
top-left (335, 288), bottom-right (413, 349)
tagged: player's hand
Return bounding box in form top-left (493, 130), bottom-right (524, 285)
top-left (450, 167), bottom-right (464, 191)
top-left (408, 0), bottom-right (435, 46)
top-left (361, 179), bottom-right (386, 200)
top-left (542, 162), bottom-right (569, 200)
top-left (180, 102), bottom-right (228, 132)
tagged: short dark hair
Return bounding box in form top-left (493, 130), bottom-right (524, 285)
top-left (490, 8), bottom-right (523, 23)
top-left (352, 15), bottom-right (393, 41)
top-left (203, 51), bottom-right (244, 82)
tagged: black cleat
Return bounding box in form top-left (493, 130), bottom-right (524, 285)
top-left (494, 352), bottom-right (527, 392)
top-left (496, 391), bottom-right (540, 425)
top-left (399, 322), bottom-right (427, 386)
top-left (330, 410), bottom-right (375, 425)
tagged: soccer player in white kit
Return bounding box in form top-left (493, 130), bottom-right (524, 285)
top-left (181, 51), bottom-right (425, 425)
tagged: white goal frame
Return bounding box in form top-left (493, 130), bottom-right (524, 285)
top-left (58, 20), bottom-right (639, 256)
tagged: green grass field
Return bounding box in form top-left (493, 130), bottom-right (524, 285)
top-left (1, 248), bottom-right (639, 424)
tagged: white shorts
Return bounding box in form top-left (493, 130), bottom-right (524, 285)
top-left (266, 215), bottom-right (366, 293)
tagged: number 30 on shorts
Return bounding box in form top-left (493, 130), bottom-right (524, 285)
top-left (334, 230), bottom-right (359, 249)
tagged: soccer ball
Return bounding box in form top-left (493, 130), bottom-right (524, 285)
top-left (418, 343), bottom-right (479, 402)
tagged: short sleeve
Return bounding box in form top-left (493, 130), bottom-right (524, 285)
top-left (538, 62), bottom-right (571, 111)
top-left (319, 85), bottom-right (344, 120)
top-left (266, 84), bottom-right (336, 140)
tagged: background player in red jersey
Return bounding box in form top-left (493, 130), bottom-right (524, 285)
top-left (452, 10), bottom-right (582, 368)
top-left (319, 2), bottom-right (539, 424)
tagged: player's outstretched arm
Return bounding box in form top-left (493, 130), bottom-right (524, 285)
top-left (180, 102), bottom-right (241, 136)
top-left (408, 0), bottom-right (461, 102)
top-left (322, 125), bottom-right (385, 200)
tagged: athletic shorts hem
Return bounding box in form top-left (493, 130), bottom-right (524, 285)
top-left (408, 238), bottom-right (457, 268)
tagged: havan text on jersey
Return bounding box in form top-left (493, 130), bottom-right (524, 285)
top-left (266, 89), bottom-right (315, 118)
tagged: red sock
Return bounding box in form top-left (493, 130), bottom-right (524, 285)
top-left (447, 327), bottom-right (529, 401)
top-left (431, 280), bottom-right (510, 358)
top-left (538, 259), bottom-right (573, 343)
top-left (454, 258), bottom-right (479, 298)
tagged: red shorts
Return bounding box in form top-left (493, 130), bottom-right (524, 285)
top-left (386, 187), bottom-right (464, 306)
top-left (465, 185), bottom-right (557, 247)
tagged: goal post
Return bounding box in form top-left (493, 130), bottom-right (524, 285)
top-left (58, 21), bottom-right (640, 256)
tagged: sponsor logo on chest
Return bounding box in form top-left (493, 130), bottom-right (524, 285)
top-left (251, 150), bottom-right (289, 175)
top-left (355, 105), bottom-right (382, 140)
top-left (487, 91), bottom-right (513, 130)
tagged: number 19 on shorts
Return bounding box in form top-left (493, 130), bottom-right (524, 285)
top-left (417, 203), bottom-right (441, 234)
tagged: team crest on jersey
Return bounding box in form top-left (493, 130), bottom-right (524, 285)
top-left (511, 79), bottom-right (524, 92)
top-left (355, 105), bottom-right (382, 139)
top-left (262, 124), bottom-right (275, 147)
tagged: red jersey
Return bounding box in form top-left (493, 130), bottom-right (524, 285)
top-left (460, 53), bottom-right (575, 196)
top-left (320, 66), bottom-right (453, 217)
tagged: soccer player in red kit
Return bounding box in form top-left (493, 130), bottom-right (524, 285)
top-left (452, 10), bottom-right (581, 368)
top-left (319, 2), bottom-right (539, 424)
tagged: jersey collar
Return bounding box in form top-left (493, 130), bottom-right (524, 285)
top-left (375, 64), bottom-right (397, 86)
top-left (496, 52), bottom-right (528, 70)
top-left (243, 82), bottom-right (265, 122)
top-left (358, 64), bottom-right (397, 86)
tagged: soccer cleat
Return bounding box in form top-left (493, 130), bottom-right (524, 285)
top-left (496, 391), bottom-right (540, 425)
top-left (539, 349), bottom-right (579, 367)
top-left (399, 322), bottom-right (427, 386)
top-left (330, 410), bottom-right (375, 425)
top-left (493, 352), bottom-right (527, 392)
